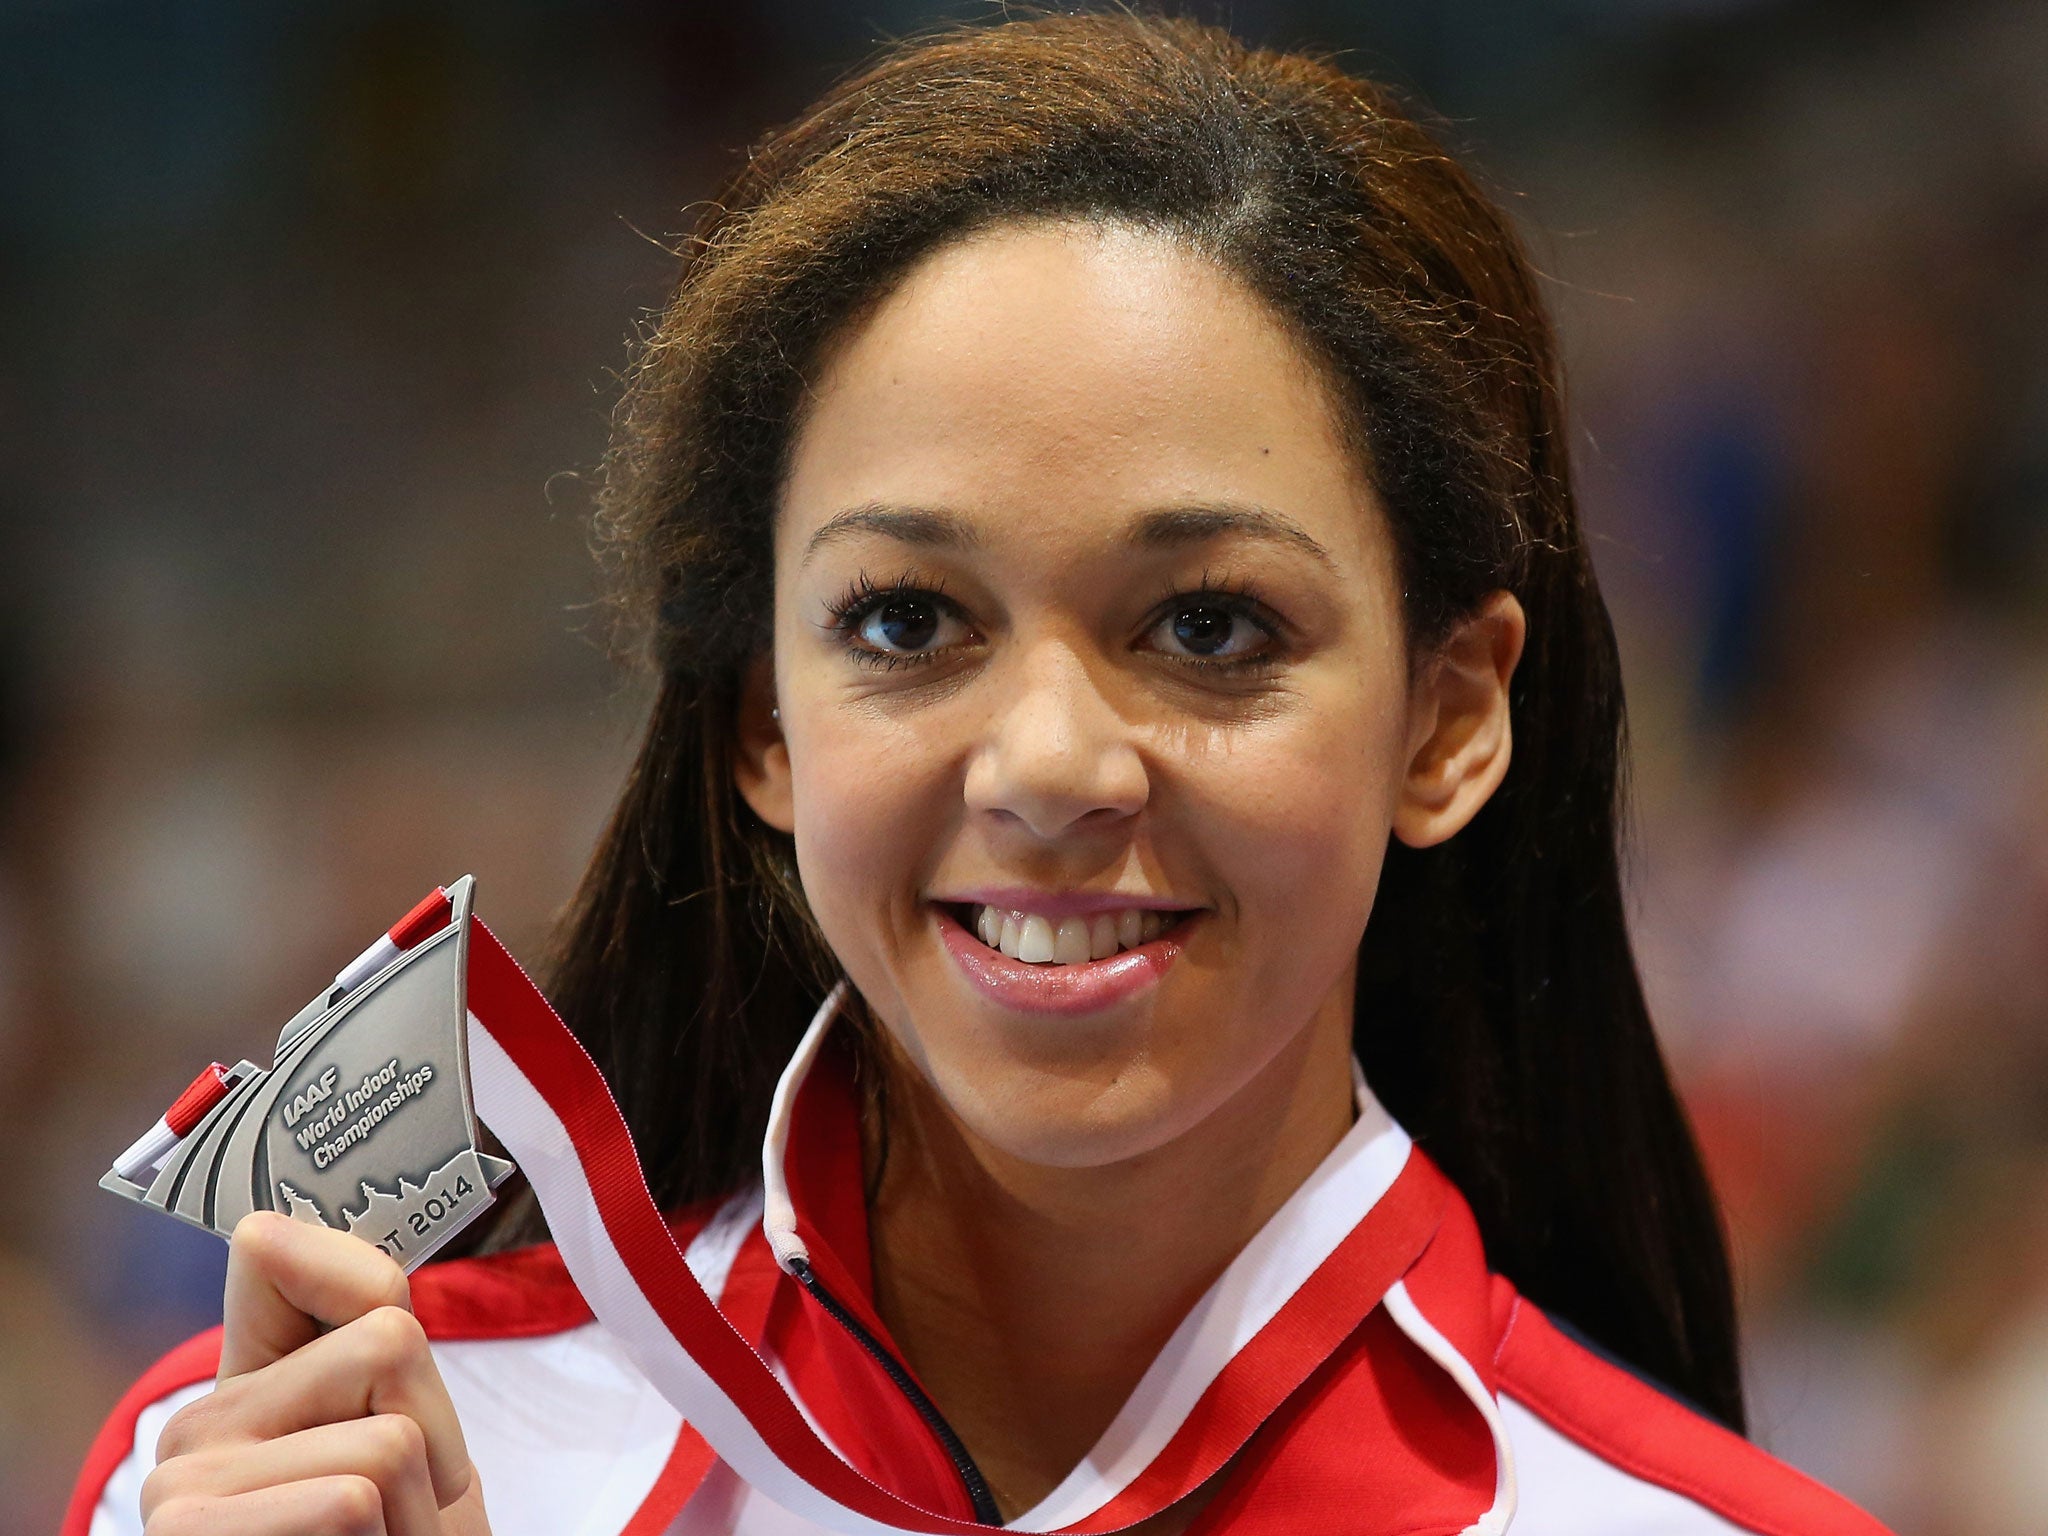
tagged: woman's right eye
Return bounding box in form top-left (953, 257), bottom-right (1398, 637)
top-left (840, 591), bottom-right (975, 664)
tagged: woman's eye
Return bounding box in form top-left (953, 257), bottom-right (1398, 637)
top-left (853, 595), bottom-right (969, 655)
top-left (1147, 600), bottom-right (1271, 661)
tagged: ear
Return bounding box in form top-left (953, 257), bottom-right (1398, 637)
top-left (1392, 591), bottom-right (1526, 850)
top-left (731, 651), bottom-right (796, 835)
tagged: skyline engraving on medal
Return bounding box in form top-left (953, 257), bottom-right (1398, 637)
top-left (99, 875), bottom-right (515, 1273)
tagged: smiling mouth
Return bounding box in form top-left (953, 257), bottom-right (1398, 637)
top-left (942, 902), bottom-right (1198, 965)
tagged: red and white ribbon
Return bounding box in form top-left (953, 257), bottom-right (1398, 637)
top-left (459, 918), bottom-right (1512, 1535)
top-left (112, 1062), bottom-right (252, 1183)
top-left (335, 887), bottom-right (456, 997)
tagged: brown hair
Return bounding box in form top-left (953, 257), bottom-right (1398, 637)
top-left (527, 10), bottom-right (1744, 1429)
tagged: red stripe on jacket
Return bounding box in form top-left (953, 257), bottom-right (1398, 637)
top-left (1494, 1293), bottom-right (1891, 1536)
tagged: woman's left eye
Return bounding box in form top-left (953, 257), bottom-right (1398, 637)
top-left (1144, 597), bottom-right (1274, 664)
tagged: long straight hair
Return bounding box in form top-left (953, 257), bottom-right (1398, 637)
top-left (510, 11), bottom-right (1744, 1430)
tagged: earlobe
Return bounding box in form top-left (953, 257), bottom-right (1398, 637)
top-left (732, 652), bottom-right (797, 834)
top-left (1392, 591), bottom-right (1526, 850)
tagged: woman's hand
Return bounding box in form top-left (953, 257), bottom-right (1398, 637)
top-left (139, 1211), bottom-right (489, 1535)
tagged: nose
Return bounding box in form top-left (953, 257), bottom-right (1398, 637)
top-left (962, 639), bottom-right (1149, 840)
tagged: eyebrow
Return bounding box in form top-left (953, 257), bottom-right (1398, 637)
top-left (802, 501), bottom-right (1335, 568)
top-left (802, 504), bottom-right (983, 566)
top-left (1129, 504), bottom-right (1336, 568)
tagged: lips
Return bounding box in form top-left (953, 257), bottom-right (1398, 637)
top-left (933, 902), bottom-right (1195, 1016)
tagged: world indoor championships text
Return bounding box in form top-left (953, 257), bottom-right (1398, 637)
top-left (295, 1059), bottom-right (436, 1169)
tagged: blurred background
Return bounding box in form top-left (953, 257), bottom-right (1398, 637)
top-left (2, 1), bottom-right (2044, 1531)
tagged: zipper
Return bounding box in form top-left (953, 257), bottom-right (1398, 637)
top-left (787, 1256), bottom-right (1003, 1526)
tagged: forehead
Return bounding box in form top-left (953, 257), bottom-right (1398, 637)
top-left (779, 219), bottom-right (1379, 563)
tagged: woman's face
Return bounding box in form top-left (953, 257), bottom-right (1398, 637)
top-left (740, 219), bottom-right (1516, 1172)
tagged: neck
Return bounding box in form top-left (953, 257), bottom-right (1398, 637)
top-left (863, 1001), bottom-right (1356, 1520)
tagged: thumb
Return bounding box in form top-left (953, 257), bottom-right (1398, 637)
top-left (219, 1210), bottom-right (413, 1379)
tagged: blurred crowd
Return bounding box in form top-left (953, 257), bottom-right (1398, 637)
top-left (2, 3), bottom-right (2043, 1532)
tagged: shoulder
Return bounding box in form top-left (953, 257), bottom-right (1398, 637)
top-left (1490, 1283), bottom-right (1893, 1536)
top-left (66, 1197), bottom-right (748, 1536)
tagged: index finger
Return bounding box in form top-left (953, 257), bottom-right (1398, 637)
top-left (220, 1211), bottom-right (412, 1380)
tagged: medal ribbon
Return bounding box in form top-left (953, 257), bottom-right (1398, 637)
top-left (461, 916), bottom-right (1480, 1534)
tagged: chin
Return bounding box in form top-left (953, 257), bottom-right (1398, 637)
top-left (920, 1048), bottom-right (1224, 1171)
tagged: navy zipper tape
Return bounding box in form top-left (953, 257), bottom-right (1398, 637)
top-left (787, 1256), bottom-right (1004, 1526)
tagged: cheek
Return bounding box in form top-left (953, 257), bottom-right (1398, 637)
top-left (1224, 769), bottom-right (1388, 986)
top-left (1187, 681), bottom-right (1407, 929)
top-left (786, 707), bottom-right (953, 950)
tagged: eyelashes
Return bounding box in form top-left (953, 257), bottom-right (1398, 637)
top-left (819, 569), bottom-right (1287, 676)
top-left (821, 571), bottom-right (944, 628)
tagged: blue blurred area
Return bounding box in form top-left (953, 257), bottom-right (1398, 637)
top-left (0, 2), bottom-right (285, 244)
top-left (3, 3), bottom-right (2044, 1532)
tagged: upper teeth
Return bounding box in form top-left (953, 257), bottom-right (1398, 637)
top-left (969, 905), bottom-right (1171, 964)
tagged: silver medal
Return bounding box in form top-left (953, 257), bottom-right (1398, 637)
top-left (100, 874), bottom-right (515, 1272)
